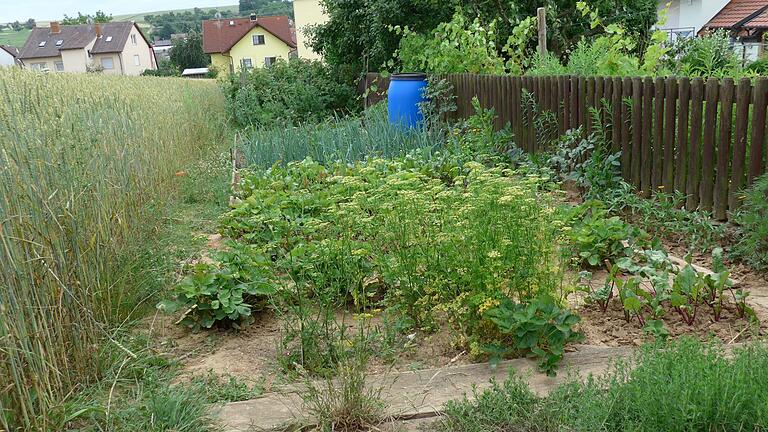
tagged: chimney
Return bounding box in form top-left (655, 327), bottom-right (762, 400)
top-left (250, 13), bottom-right (257, 22)
top-left (95, 23), bottom-right (102, 38)
top-left (50, 21), bottom-right (60, 34)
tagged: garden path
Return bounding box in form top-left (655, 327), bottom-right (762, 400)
top-left (214, 345), bottom-right (634, 432)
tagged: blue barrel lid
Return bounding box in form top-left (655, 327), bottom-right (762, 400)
top-left (391, 72), bottom-right (427, 81)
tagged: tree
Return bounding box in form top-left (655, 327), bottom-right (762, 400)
top-left (310, 0), bottom-right (657, 73)
top-left (62, 11), bottom-right (113, 25)
top-left (308, 0), bottom-right (452, 73)
top-left (10, 21), bottom-right (22, 32)
top-left (24, 19), bottom-right (36, 29)
top-left (238, 0), bottom-right (293, 18)
top-left (169, 32), bottom-right (209, 70)
top-left (145, 8), bottom-right (236, 40)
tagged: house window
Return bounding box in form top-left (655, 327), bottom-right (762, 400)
top-left (101, 57), bottom-right (114, 70)
top-left (264, 56), bottom-right (277, 67)
top-left (252, 34), bottom-right (265, 45)
top-left (131, 34), bottom-right (137, 45)
top-left (54, 61), bottom-right (64, 72)
top-left (241, 58), bottom-right (253, 69)
top-left (105, 36), bottom-right (113, 42)
top-left (133, 54), bottom-right (140, 66)
top-left (55, 40), bottom-right (63, 46)
top-left (38, 41), bottom-right (46, 47)
top-left (30, 62), bottom-right (47, 70)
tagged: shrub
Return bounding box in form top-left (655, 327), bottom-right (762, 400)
top-left (731, 174), bottom-right (768, 271)
top-left (665, 30), bottom-right (742, 78)
top-left (566, 201), bottom-right (645, 268)
top-left (158, 243), bottom-right (276, 329)
top-left (437, 339), bottom-right (768, 432)
top-left (222, 58), bottom-right (358, 127)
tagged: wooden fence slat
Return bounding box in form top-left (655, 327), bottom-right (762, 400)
top-left (559, 76), bottom-right (568, 134)
top-left (676, 78), bottom-right (691, 193)
top-left (700, 77), bottom-right (719, 212)
top-left (611, 77), bottom-right (622, 154)
top-left (652, 77), bottom-right (665, 192)
top-left (687, 78), bottom-right (705, 211)
top-left (714, 78), bottom-right (735, 220)
top-left (578, 76), bottom-right (587, 133)
top-left (622, 77), bottom-right (633, 180)
top-left (640, 77), bottom-right (653, 195)
top-left (585, 77), bottom-right (597, 134)
top-left (730, 77), bottom-right (752, 211)
top-left (570, 76), bottom-right (579, 130)
top-left (631, 77), bottom-right (643, 188)
top-left (749, 77), bottom-right (768, 183)
top-left (663, 78), bottom-right (677, 191)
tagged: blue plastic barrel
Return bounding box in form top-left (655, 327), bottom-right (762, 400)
top-left (387, 73), bottom-right (428, 129)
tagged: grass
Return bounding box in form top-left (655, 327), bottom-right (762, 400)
top-left (436, 338), bottom-right (768, 432)
top-left (238, 104), bottom-right (443, 168)
top-left (0, 27), bottom-right (31, 47)
top-left (0, 68), bottom-right (228, 431)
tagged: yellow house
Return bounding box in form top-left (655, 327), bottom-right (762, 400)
top-left (293, 0), bottom-right (329, 60)
top-left (203, 15), bottom-right (296, 75)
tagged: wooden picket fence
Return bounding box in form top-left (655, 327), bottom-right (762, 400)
top-left (363, 73), bottom-right (768, 220)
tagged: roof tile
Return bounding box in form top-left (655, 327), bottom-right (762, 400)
top-left (703, 0), bottom-right (768, 29)
top-left (19, 22), bottom-right (146, 60)
top-left (202, 15), bottom-right (296, 54)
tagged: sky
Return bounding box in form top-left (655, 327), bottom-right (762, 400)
top-left (2, 0), bottom-right (238, 22)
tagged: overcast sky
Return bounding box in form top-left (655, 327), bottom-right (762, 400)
top-left (3, 1), bottom-right (238, 22)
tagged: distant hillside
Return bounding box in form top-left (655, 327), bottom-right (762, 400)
top-left (0, 28), bottom-right (30, 48)
top-left (112, 5), bottom-right (239, 24)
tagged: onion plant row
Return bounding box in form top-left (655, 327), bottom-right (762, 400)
top-left (0, 68), bottom-right (227, 430)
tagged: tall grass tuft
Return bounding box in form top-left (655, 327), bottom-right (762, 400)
top-left (0, 68), bottom-right (227, 430)
top-left (239, 104), bottom-right (442, 168)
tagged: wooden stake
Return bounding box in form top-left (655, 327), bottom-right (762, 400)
top-left (537, 7), bottom-right (547, 55)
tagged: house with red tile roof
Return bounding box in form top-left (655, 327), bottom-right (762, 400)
top-left (701, 0), bottom-right (768, 60)
top-left (658, 0), bottom-right (731, 41)
top-left (202, 14), bottom-right (296, 75)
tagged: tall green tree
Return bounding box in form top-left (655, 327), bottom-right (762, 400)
top-left (169, 32), bottom-right (210, 70)
top-left (61, 11), bottom-right (112, 25)
top-left (310, 0), bottom-right (657, 73)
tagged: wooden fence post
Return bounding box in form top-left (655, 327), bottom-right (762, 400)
top-left (537, 8), bottom-right (547, 55)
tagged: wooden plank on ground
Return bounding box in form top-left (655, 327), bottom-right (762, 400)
top-left (215, 346), bottom-right (635, 432)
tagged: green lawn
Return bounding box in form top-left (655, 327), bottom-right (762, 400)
top-left (0, 28), bottom-right (31, 48)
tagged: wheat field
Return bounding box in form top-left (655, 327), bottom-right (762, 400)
top-left (0, 68), bottom-right (227, 430)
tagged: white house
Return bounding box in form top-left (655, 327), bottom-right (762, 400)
top-left (0, 45), bottom-right (19, 67)
top-left (658, 0), bottom-right (731, 40)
